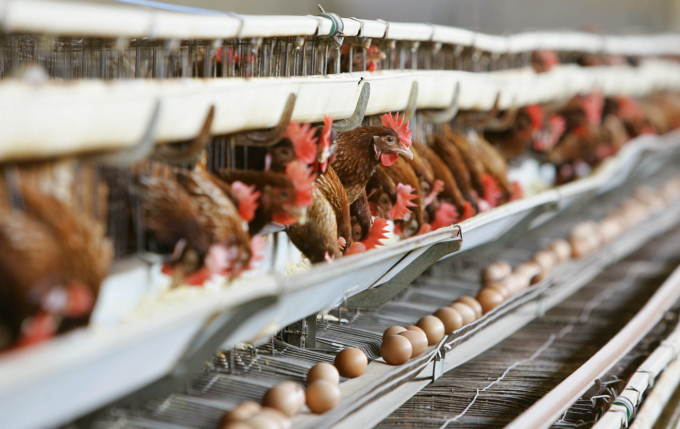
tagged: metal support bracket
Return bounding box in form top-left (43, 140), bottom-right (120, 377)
top-left (346, 238), bottom-right (462, 309)
top-left (93, 99), bottom-right (161, 167)
top-left (78, 295), bottom-right (277, 424)
top-left (333, 82), bottom-right (371, 132)
top-left (402, 81), bottom-right (419, 122)
top-left (235, 93), bottom-right (297, 146)
top-left (421, 82), bottom-right (460, 124)
top-left (151, 105), bottom-right (215, 164)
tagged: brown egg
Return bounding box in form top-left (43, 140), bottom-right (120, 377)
top-left (449, 302), bottom-right (476, 325)
top-left (307, 362), bottom-right (340, 386)
top-left (484, 281), bottom-right (511, 299)
top-left (433, 307), bottom-right (463, 334)
top-left (499, 274), bottom-right (521, 295)
top-left (221, 421), bottom-right (254, 429)
top-left (514, 262), bottom-right (541, 283)
top-left (381, 335), bottom-right (413, 365)
top-left (405, 325), bottom-right (426, 334)
top-left (222, 401), bottom-right (262, 423)
top-left (571, 238), bottom-right (591, 258)
top-left (549, 239), bottom-right (571, 262)
top-left (481, 261), bottom-right (512, 283)
top-left (261, 382), bottom-right (304, 418)
top-left (598, 218), bottom-right (622, 243)
top-left (398, 330), bottom-right (428, 358)
top-left (382, 325), bottom-right (407, 340)
top-left (416, 315), bottom-right (445, 345)
top-left (455, 296), bottom-right (483, 318)
top-left (477, 288), bottom-right (505, 313)
top-left (533, 250), bottom-right (557, 273)
top-left (305, 380), bottom-right (341, 414)
top-left (259, 408), bottom-right (290, 429)
top-left (334, 347), bottom-right (368, 379)
top-left (245, 412), bottom-right (282, 429)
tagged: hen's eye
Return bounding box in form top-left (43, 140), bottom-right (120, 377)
top-left (352, 225), bottom-right (363, 240)
top-left (278, 147), bottom-right (292, 158)
top-left (380, 194), bottom-right (390, 205)
top-left (386, 136), bottom-right (395, 144)
top-left (279, 191), bottom-right (289, 199)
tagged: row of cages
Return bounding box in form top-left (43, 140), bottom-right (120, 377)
top-left (0, 33), bottom-right (642, 80)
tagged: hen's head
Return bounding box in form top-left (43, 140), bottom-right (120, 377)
top-left (367, 188), bottom-right (394, 219)
top-left (265, 162), bottom-right (315, 226)
top-left (375, 113), bottom-right (413, 166)
top-left (266, 122), bottom-right (318, 172)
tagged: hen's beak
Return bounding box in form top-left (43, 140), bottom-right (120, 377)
top-left (285, 205), bottom-right (308, 226)
top-left (392, 146), bottom-right (414, 160)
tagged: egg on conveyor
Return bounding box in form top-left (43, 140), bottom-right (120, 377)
top-left (383, 325), bottom-right (407, 339)
top-left (307, 362), bottom-right (340, 386)
top-left (306, 380), bottom-right (341, 414)
top-left (416, 315), bottom-right (445, 345)
top-left (245, 408), bottom-right (289, 429)
top-left (261, 381), bottom-right (305, 418)
top-left (456, 296), bottom-right (483, 318)
top-left (484, 281), bottom-right (511, 299)
top-left (406, 325), bottom-right (426, 334)
top-left (221, 401), bottom-right (262, 425)
top-left (550, 239), bottom-right (572, 262)
top-left (433, 307), bottom-right (463, 334)
top-left (477, 287), bottom-right (505, 314)
top-left (481, 261), bottom-right (512, 283)
top-left (220, 421), bottom-right (253, 429)
top-left (381, 334), bottom-right (413, 365)
top-left (398, 329), bottom-right (428, 358)
top-left (334, 347), bottom-right (368, 378)
top-left (449, 302), bottom-right (476, 325)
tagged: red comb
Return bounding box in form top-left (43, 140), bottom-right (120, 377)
top-left (581, 92), bottom-right (604, 125)
top-left (461, 201), bottom-right (476, 221)
top-left (285, 160), bottom-right (316, 207)
top-left (388, 183), bottom-right (418, 220)
top-left (286, 122), bottom-right (318, 165)
top-left (345, 242), bottom-right (367, 256)
top-left (185, 266), bottom-right (212, 286)
top-left (417, 224), bottom-right (433, 235)
top-left (361, 218), bottom-right (389, 250)
top-left (430, 202), bottom-right (460, 230)
top-left (615, 97), bottom-right (644, 121)
top-left (481, 173), bottom-right (502, 208)
top-left (381, 112), bottom-right (412, 148)
top-left (524, 105), bottom-right (545, 132)
top-left (231, 181), bottom-right (261, 222)
top-left (424, 179), bottom-right (445, 207)
top-left (510, 182), bottom-right (523, 201)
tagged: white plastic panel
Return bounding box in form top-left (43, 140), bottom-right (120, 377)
top-left (237, 15), bottom-right (319, 38)
top-left (473, 32), bottom-right (509, 53)
top-left (1, 0), bottom-right (152, 37)
top-left (149, 11), bottom-right (240, 40)
top-left (431, 25), bottom-right (475, 46)
top-left (354, 19), bottom-right (387, 38)
top-left (384, 22), bottom-right (434, 41)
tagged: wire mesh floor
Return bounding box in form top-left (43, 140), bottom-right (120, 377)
top-left (376, 229), bottom-right (680, 429)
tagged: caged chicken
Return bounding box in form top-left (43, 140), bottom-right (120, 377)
top-left (0, 168), bottom-right (113, 351)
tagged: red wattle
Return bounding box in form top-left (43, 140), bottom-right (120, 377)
top-left (380, 153), bottom-right (399, 166)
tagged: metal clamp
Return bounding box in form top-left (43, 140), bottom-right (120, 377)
top-left (317, 5), bottom-right (344, 46)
